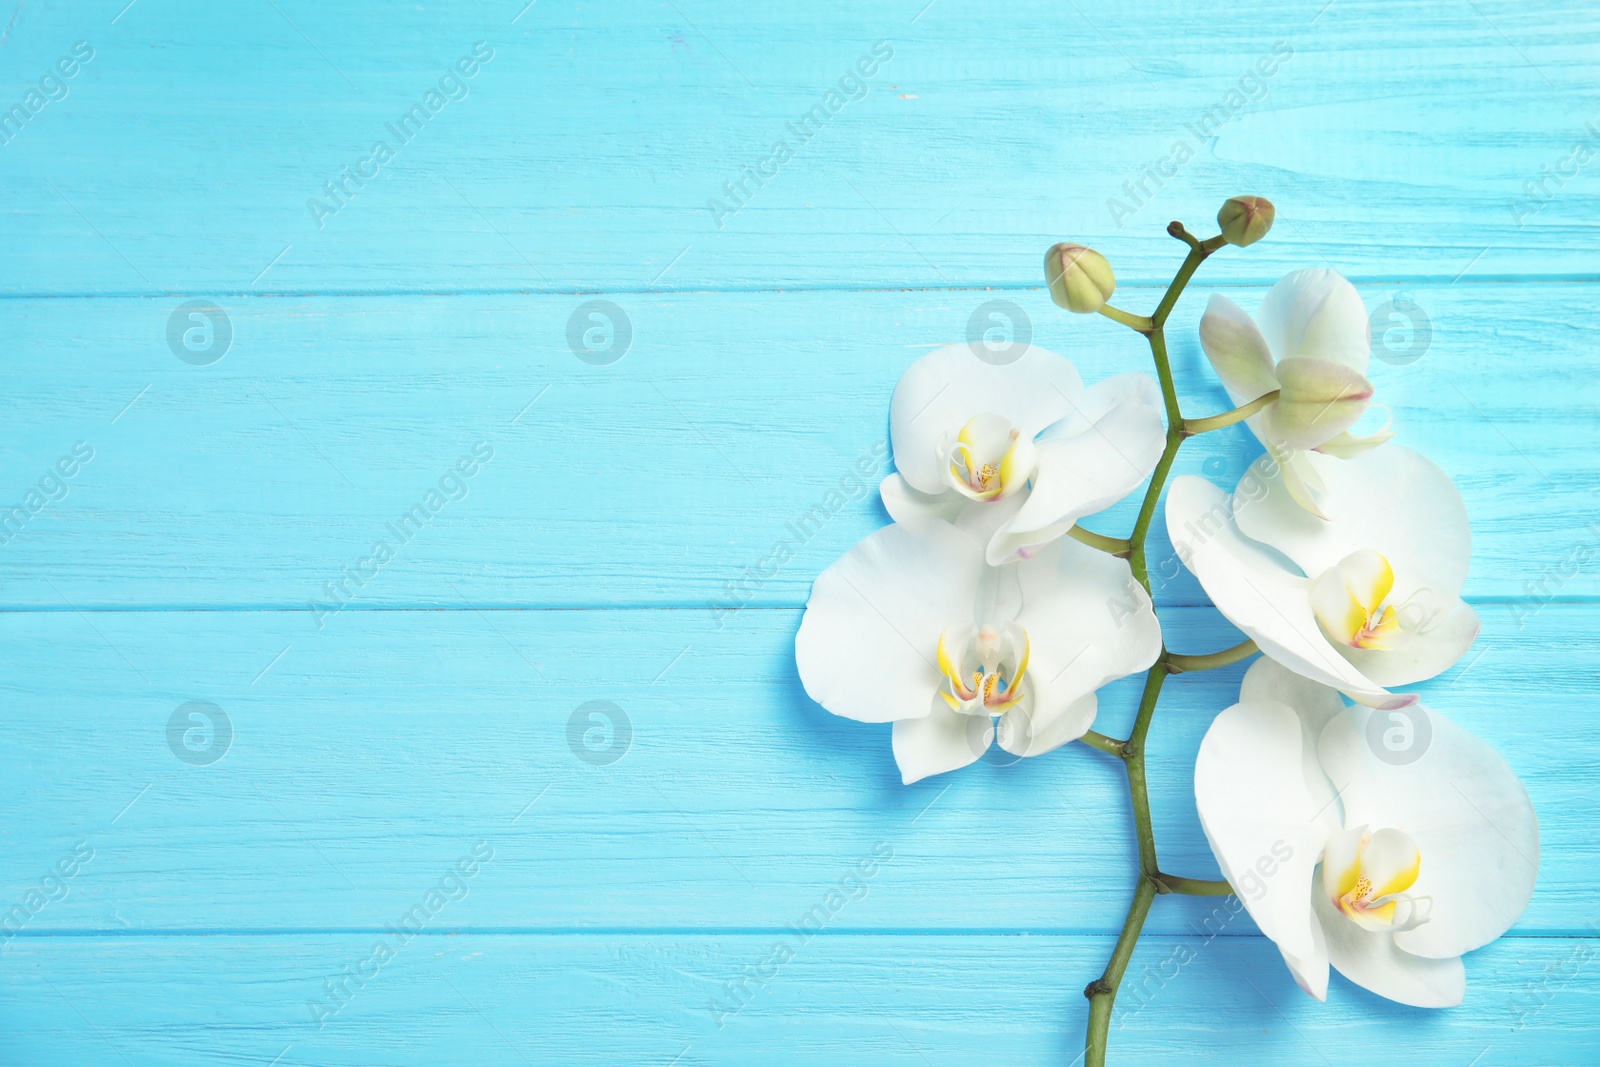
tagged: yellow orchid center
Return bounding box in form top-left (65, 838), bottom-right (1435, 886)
top-left (1321, 826), bottom-right (1432, 932)
top-left (943, 414), bottom-right (1036, 503)
top-left (936, 624), bottom-right (1030, 715)
top-left (1310, 548), bottom-right (1405, 650)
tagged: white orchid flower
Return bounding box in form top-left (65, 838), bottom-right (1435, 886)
top-left (1165, 444), bottom-right (1479, 709)
top-left (880, 342), bottom-right (1166, 566)
top-left (795, 506), bottom-right (1161, 784)
top-left (1194, 658), bottom-right (1537, 1007)
top-left (1199, 269), bottom-right (1393, 517)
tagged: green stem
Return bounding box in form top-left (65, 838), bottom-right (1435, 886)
top-left (1067, 525), bottom-right (1132, 557)
top-left (1153, 874), bottom-right (1235, 897)
top-left (1150, 235), bottom-right (1223, 329)
top-left (1124, 663), bottom-right (1165, 870)
top-left (1147, 327), bottom-right (1183, 427)
top-left (1083, 876), bottom-right (1157, 1065)
top-left (1126, 431), bottom-right (1181, 592)
top-left (1165, 639), bottom-right (1259, 674)
top-left (1096, 303), bottom-right (1153, 332)
top-left (1182, 391), bottom-right (1279, 436)
top-left (1081, 224), bottom-right (1229, 1067)
top-left (1077, 729), bottom-right (1128, 757)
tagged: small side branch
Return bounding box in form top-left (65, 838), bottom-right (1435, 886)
top-left (1077, 729), bottom-right (1128, 758)
top-left (1165, 639), bottom-right (1259, 674)
top-left (1067, 525), bottom-right (1133, 557)
top-left (1181, 391), bottom-right (1279, 436)
top-left (1096, 303), bottom-right (1153, 333)
top-left (1153, 874), bottom-right (1235, 897)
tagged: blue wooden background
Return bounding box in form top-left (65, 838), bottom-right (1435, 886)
top-left (2, 1), bottom-right (1597, 1063)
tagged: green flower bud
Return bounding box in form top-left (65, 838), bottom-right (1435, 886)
top-left (1044, 243), bottom-right (1115, 314)
top-left (1217, 196), bottom-right (1275, 247)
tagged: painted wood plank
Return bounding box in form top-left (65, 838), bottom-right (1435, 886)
top-left (0, 605), bottom-right (1585, 935)
top-left (1, 1), bottom-right (1597, 294)
top-left (1, 934), bottom-right (1593, 1065)
top-left (1, 282), bottom-right (1593, 609)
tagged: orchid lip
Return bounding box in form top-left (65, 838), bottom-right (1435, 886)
top-left (940, 414), bottom-right (1035, 503)
top-left (1322, 825), bottom-right (1433, 934)
top-left (936, 624), bottom-right (1030, 715)
top-left (1311, 548), bottom-right (1407, 651)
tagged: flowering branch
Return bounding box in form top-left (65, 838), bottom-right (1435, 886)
top-left (804, 193), bottom-right (1533, 1056)
top-left (1049, 199), bottom-right (1274, 1067)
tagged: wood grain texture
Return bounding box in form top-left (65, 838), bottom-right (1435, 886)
top-left (2, 935), bottom-right (1596, 1066)
top-left (0, 606), bottom-right (1590, 935)
top-left (0, 1), bottom-right (1597, 294)
top-left (1, 0), bottom-right (1596, 1062)
top-left (0, 282), bottom-right (1595, 609)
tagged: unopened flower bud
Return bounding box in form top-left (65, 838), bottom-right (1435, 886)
top-left (1044, 243), bottom-right (1115, 313)
top-left (1217, 196), bottom-right (1275, 247)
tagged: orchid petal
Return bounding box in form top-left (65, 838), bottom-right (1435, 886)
top-left (889, 343), bottom-right (1083, 496)
top-left (1235, 444), bottom-right (1472, 610)
top-left (1318, 704), bottom-right (1538, 959)
top-left (796, 521), bottom-right (985, 724)
top-left (1165, 476), bottom-right (1410, 709)
top-left (1341, 600), bottom-right (1480, 688)
top-left (1274, 446), bottom-right (1332, 520)
top-left (1362, 827), bottom-right (1424, 899)
top-left (892, 697), bottom-right (991, 784)
top-left (1194, 698), bottom-right (1337, 967)
top-left (1199, 293), bottom-right (1279, 402)
top-left (1312, 886), bottom-right (1465, 1007)
top-left (997, 692), bottom-right (1097, 758)
top-left (1238, 657), bottom-right (1345, 817)
top-left (952, 488), bottom-right (1029, 553)
top-left (1015, 538), bottom-right (1162, 726)
top-left (1281, 912), bottom-right (1331, 1001)
top-left (1314, 412), bottom-right (1395, 459)
top-left (1257, 268), bottom-right (1371, 376)
top-left (1261, 357), bottom-right (1373, 451)
top-left (1322, 827), bottom-right (1365, 899)
top-left (880, 472), bottom-right (968, 526)
top-left (988, 373), bottom-right (1166, 565)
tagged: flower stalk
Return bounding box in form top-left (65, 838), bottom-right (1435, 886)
top-left (1182, 391), bottom-right (1279, 436)
top-left (1153, 873), bottom-right (1235, 897)
top-left (1166, 638), bottom-right (1260, 674)
top-left (1066, 525), bottom-right (1133, 557)
top-left (1076, 219), bottom-right (1257, 1067)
